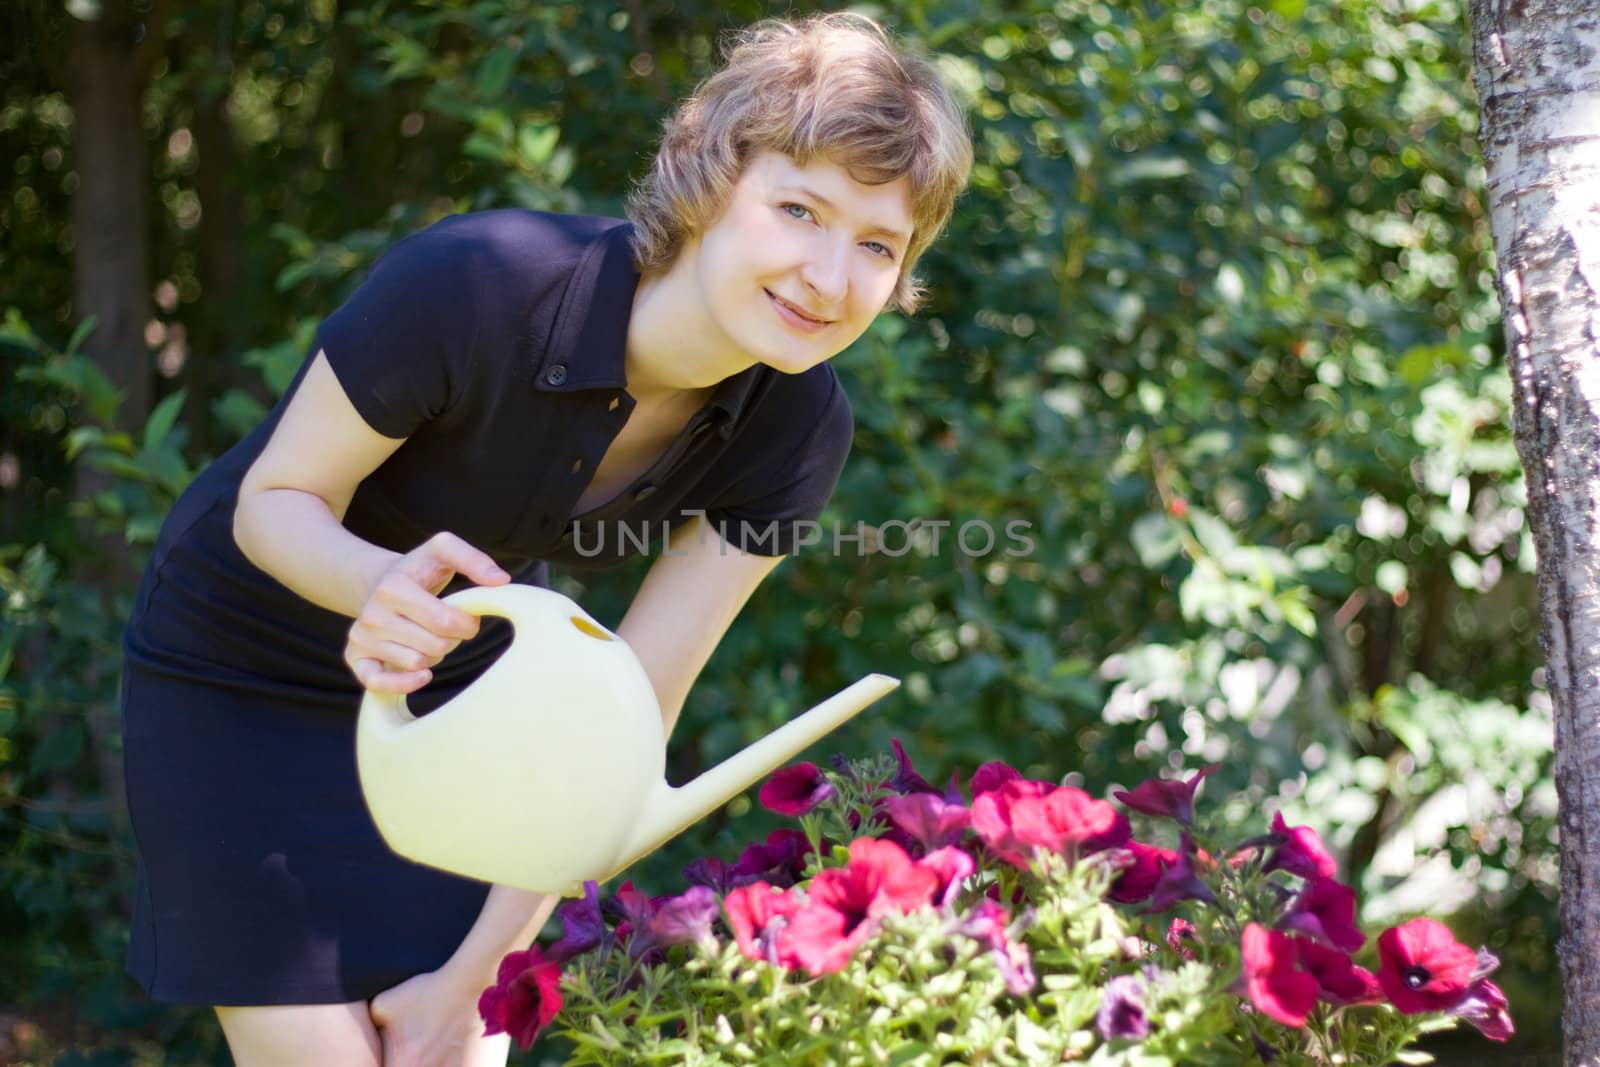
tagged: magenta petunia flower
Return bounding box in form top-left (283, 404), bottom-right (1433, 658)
top-left (1377, 918), bottom-right (1481, 1014)
top-left (1451, 978), bottom-right (1514, 1042)
top-left (1112, 764), bottom-right (1219, 825)
top-left (1293, 937), bottom-right (1382, 1006)
top-left (919, 845), bottom-right (976, 908)
top-left (730, 828), bottom-right (812, 888)
top-left (477, 945), bottom-right (564, 1051)
top-left (969, 761), bottom-right (1022, 798)
top-left (1107, 841), bottom-right (1177, 905)
top-left (1279, 877), bottom-right (1366, 953)
top-left (1264, 812), bottom-right (1340, 880)
top-left (645, 886), bottom-right (721, 951)
top-left (548, 880), bottom-right (604, 963)
top-left (723, 881), bottom-right (801, 964)
top-left (1096, 973), bottom-right (1151, 1040)
top-left (883, 792), bottom-right (972, 852)
top-left (758, 761), bottom-right (835, 816)
top-left (1241, 922), bottom-right (1319, 1028)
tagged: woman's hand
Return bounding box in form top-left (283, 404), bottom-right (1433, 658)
top-left (345, 531), bottom-right (510, 694)
top-left (369, 968), bottom-right (510, 1067)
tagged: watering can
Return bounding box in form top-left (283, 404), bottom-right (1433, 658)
top-left (356, 583), bottom-right (898, 895)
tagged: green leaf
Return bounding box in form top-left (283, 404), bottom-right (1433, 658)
top-left (142, 389), bottom-right (187, 452)
top-left (32, 720), bottom-right (84, 773)
top-left (1131, 512), bottom-right (1182, 568)
top-left (475, 46), bottom-right (517, 98)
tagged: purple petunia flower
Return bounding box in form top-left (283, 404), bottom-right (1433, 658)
top-left (1112, 765), bottom-right (1219, 826)
top-left (889, 739), bottom-right (941, 795)
top-left (1141, 837), bottom-right (1219, 913)
top-left (644, 886), bottom-right (721, 952)
top-left (883, 792), bottom-right (972, 852)
top-left (730, 829), bottom-right (812, 888)
top-left (548, 880), bottom-right (604, 963)
top-left (1097, 973), bottom-right (1151, 1040)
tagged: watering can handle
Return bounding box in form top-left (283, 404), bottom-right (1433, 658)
top-left (361, 584), bottom-right (601, 734)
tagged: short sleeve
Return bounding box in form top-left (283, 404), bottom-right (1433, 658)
top-left (706, 375), bottom-right (854, 557)
top-left (315, 228), bottom-right (479, 439)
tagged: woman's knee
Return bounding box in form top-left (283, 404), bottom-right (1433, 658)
top-left (214, 1001), bottom-right (382, 1067)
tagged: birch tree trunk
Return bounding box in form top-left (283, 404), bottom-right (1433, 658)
top-left (1468, 2), bottom-right (1600, 1060)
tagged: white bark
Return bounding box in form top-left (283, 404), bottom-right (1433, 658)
top-left (1468, 2), bottom-right (1600, 1061)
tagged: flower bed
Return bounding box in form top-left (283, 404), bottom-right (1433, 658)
top-left (480, 746), bottom-right (1513, 1064)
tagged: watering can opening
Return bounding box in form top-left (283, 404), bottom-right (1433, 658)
top-left (570, 615), bottom-right (614, 641)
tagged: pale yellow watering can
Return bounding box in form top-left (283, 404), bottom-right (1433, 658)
top-left (356, 583), bottom-right (898, 895)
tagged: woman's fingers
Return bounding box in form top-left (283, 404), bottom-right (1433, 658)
top-left (420, 531), bottom-right (511, 588)
top-left (350, 656), bottom-right (431, 694)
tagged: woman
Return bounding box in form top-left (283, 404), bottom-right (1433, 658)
top-left (121, 13), bottom-right (971, 1066)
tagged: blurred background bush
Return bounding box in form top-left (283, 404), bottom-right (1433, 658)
top-left (0, 0), bottom-right (1555, 1061)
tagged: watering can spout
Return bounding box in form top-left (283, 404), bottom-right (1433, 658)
top-left (611, 674), bottom-right (900, 880)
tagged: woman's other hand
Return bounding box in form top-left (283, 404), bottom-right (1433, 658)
top-left (369, 968), bottom-right (510, 1067)
top-left (345, 532), bottom-right (510, 694)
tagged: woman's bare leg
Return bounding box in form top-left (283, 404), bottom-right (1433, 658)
top-left (214, 1002), bottom-right (382, 1067)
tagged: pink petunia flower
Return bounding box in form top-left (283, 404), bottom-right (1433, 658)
top-left (1377, 918), bottom-right (1481, 1014)
top-left (919, 845), bottom-right (976, 908)
top-left (771, 837), bottom-right (940, 976)
top-left (644, 886), bottom-right (720, 952)
top-left (1264, 812), bottom-right (1339, 880)
top-left (1279, 877), bottom-right (1366, 953)
top-left (724, 881), bottom-right (801, 964)
top-left (758, 762), bottom-right (835, 816)
top-left (883, 792), bottom-right (972, 853)
top-left (1241, 922), bottom-right (1319, 1028)
top-left (1112, 764), bottom-right (1219, 825)
top-left (1294, 937), bottom-right (1383, 1006)
top-left (1166, 917), bottom-right (1198, 960)
top-left (478, 946), bottom-right (564, 1051)
top-left (971, 779), bottom-right (1131, 869)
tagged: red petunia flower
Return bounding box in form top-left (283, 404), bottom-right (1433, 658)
top-left (1107, 841), bottom-right (1177, 905)
top-left (1241, 922), bottom-right (1319, 1028)
top-left (1279, 877), bottom-right (1366, 953)
top-left (1377, 918), bottom-right (1481, 1014)
top-left (1264, 812), bottom-right (1339, 880)
top-left (1112, 764), bottom-right (1219, 825)
top-left (1294, 937), bottom-right (1382, 1006)
top-left (478, 946), bottom-right (564, 1051)
top-left (758, 762), bottom-right (835, 816)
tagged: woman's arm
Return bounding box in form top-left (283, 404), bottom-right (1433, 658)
top-left (234, 350), bottom-right (509, 692)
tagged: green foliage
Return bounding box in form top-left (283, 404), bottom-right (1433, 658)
top-left (0, 0), bottom-right (1555, 1060)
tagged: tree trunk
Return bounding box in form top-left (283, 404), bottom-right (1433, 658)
top-left (1468, 2), bottom-right (1600, 1061)
top-left (62, 0), bottom-right (168, 836)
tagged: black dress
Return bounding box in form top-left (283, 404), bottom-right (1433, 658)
top-left (121, 210), bottom-right (853, 1005)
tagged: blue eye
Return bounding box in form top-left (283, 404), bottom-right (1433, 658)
top-left (864, 241), bottom-right (894, 259)
top-left (781, 203), bottom-right (812, 221)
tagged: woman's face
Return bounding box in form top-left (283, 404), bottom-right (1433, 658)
top-left (692, 150), bottom-right (914, 375)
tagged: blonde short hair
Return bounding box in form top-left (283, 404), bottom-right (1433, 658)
top-left (626, 13), bottom-right (973, 314)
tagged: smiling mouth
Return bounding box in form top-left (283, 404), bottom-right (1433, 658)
top-left (765, 289), bottom-right (832, 326)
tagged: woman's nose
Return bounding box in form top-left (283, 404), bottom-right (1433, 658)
top-left (800, 242), bottom-right (849, 306)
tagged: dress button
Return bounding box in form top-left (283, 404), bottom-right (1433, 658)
top-left (634, 484), bottom-right (657, 501)
top-left (545, 364), bottom-right (568, 386)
